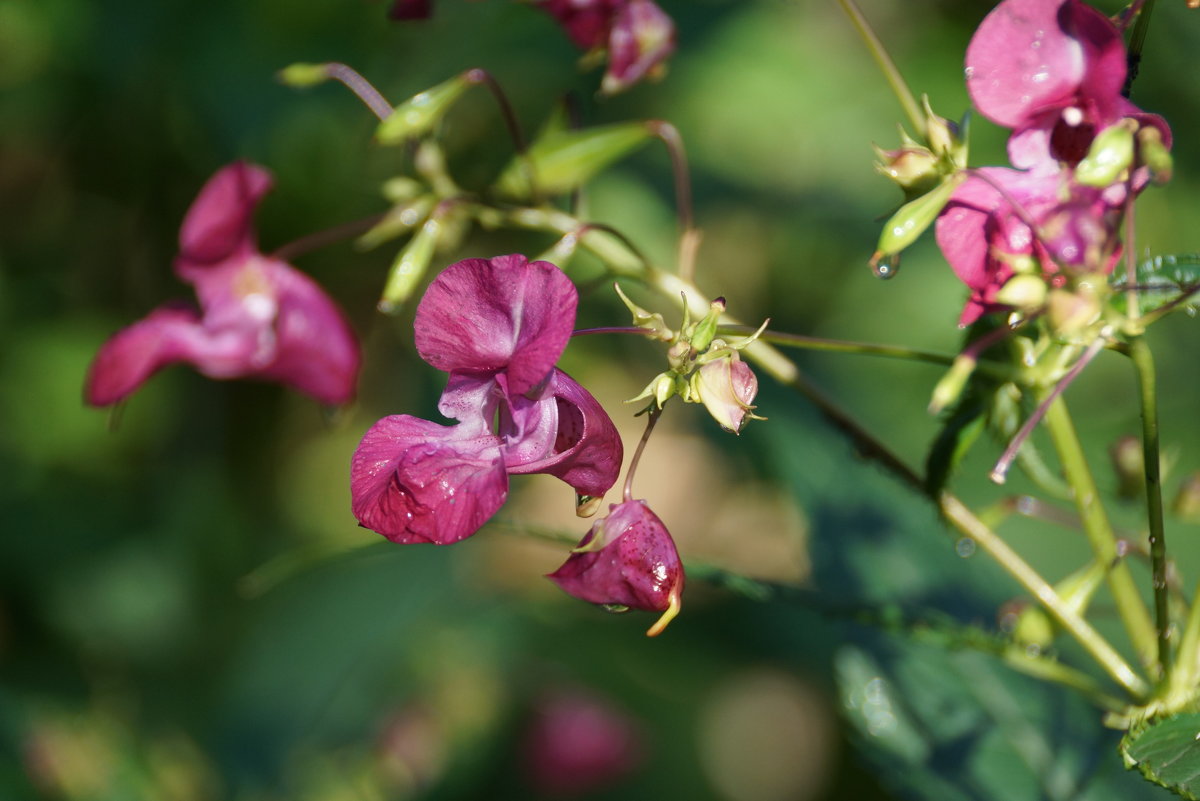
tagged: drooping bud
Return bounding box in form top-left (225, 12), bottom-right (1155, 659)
top-left (277, 62), bottom-right (334, 88)
top-left (376, 72), bottom-right (473, 145)
top-left (1075, 120), bottom-right (1135, 187)
top-left (493, 121), bottom-right (653, 199)
top-left (548, 500), bottom-right (684, 637)
top-left (601, 0), bottom-right (676, 95)
top-left (691, 351), bottom-right (760, 434)
top-left (378, 215), bottom-right (440, 313)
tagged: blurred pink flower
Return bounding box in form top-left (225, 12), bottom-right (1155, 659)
top-left (85, 162), bottom-right (360, 406)
top-left (522, 687), bottom-right (643, 797)
top-left (534, 0), bottom-right (676, 93)
top-left (351, 255), bottom-right (622, 545)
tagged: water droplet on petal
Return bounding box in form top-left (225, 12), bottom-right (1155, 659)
top-left (964, 66), bottom-right (975, 79)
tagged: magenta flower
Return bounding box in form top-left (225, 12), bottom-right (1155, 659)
top-left (935, 0), bottom-right (1171, 325)
top-left (522, 688), bottom-right (642, 796)
top-left (965, 0), bottom-right (1169, 171)
top-left (548, 499), bottom-right (683, 636)
top-left (351, 255), bottom-right (623, 545)
top-left (85, 162), bottom-right (361, 406)
top-left (535, 0), bottom-right (675, 94)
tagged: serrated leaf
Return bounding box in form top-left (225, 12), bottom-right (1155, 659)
top-left (1112, 254), bottom-right (1200, 316)
top-left (1121, 714), bottom-right (1200, 799)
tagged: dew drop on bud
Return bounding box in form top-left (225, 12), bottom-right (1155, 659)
top-left (870, 253), bottom-right (901, 280)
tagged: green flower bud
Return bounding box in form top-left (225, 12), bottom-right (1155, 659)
top-left (277, 62), bottom-right (333, 88)
top-left (928, 354), bottom-right (976, 416)
top-left (381, 176), bottom-right (425, 203)
top-left (994, 274), bottom-right (1048, 312)
top-left (874, 143), bottom-right (940, 198)
top-left (922, 95), bottom-right (968, 168)
top-left (1075, 120), bottom-right (1135, 187)
top-left (376, 73), bottom-right (473, 145)
top-left (1138, 126), bottom-right (1174, 185)
top-left (1046, 286), bottom-right (1101, 339)
top-left (378, 215), bottom-right (439, 313)
top-left (356, 195), bottom-right (435, 251)
top-left (493, 121), bottom-right (653, 199)
top-left (873, 173), bottom-right (965, 264)
top-left (689, 297), bottom-right (725, 354)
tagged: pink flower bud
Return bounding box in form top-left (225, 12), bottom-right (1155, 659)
top-left (548, 500), bottom-right (684, 637)
top-left (522, 688), bottom-right (642, 796)
top-left (694, 352), bottom-right (759, 434)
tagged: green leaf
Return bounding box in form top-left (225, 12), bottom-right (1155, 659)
top-left (1112, 254), bottom-right (1200, 316)
top-left (1121, 714), bottom-right (1200, 799)
top-left (926, 392), bottom-right (986, 495)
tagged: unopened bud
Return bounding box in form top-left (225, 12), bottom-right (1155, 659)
top-left (689, 297), bottom-right (725, 353)
top-left (376, 73), bottom-right (473, 145)
top-left (691, 352), bottom-right (761, 434)
top-left (874, 173), bottom-right (964, 263)
top-left (613, 284), bottom-right (673, 340)
top-left (494, 121), bottom-right (653, 199)
top-left (378, 215), bottom-right (439, 313)
top-left (356, 195), bottom-right (435, 251)
top-left (1046, 287), bottom-right (1100, 338)
top-left (277, 62), bottom-right (333, 88)
top-left (922, 95), bottom-right (968, 168)
top-left (874, 144), bottom-right (940, 197)
top-left (994, 274), bottom-right (1047, 312)
top-left (928, 355), bottom-right (976, 415)
top-left (1138, 126), bottom-right (1174, 184)
top-left (1075, 120), bottom-right (1135, 187)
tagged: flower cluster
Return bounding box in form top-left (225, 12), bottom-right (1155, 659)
top-left (350, 254), bottom-right (623, 544)
top-left (85, 162), bottom-right (361, 406)
top-left (935, 0), bottom-right (1172, 326)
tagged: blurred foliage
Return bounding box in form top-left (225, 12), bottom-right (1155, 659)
top-left (5, 0), bottom-right (1200, 799)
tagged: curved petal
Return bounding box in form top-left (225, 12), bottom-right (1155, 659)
top-left (252, 259), bottom-right (361, 405)
top-left (414, 255), bottom-right (577, 395)
top-left (84, 303), bottom-right (264, 406)
top-left (176, 162), bottom-right (272, 277)
top-left (507, 369), bottom-right (622, 499)
top-left (351, 415), bottom-right (507, 544)
top-left (965, 0), bottom-right (1085, 129)
top-left (547, 500), bottom-right (683, 613)
top-left (1062, 0), bottom-right (1126, 115)
top-left (535, 0), bottom-right (616, 49)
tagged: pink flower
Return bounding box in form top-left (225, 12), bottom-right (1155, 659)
top-left (351, 255), bottom-right (623, 545)
top-left (84, 162), bottom-right (361, 406)
top-left (548, 499), bottom-right (683, 636)
top-left (965, 0), bottom-right (1169, 171)
top-left (535, 0), bottom-right (675, 94)
top-left (522, 688), bottom-right (642, 796)
top-left (935, 0), bottom-right (1172, 325)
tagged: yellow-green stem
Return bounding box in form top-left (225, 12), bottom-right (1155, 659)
top-left (1041, 393), bottom-right (1158, 675)
top-left (834, 0), bottom-right (926, 135)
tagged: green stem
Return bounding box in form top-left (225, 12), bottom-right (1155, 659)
top-left (1170, 583), bottom-right (1200, 699)
top-left (1129, 337), bottom-right (1171, 678)
top-left (1041, 393), bottom-right (1159, 675)
top-left (834, 0), bottom-right (926, 135)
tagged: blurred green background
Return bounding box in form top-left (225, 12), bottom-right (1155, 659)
top-left (4, 0), bottom-right (1200, 798)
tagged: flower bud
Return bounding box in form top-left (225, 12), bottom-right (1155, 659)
top-left (1045, 286), bottom-right (1101, 338)
top-left (375, 72), bottom-right (473, 145)
top-left (277, 62), bottom-right (334, 88)
top-left (548, 500), bottom-right (684, 637)
top-left (1075, 120), bottom-right (1135, 187)
top-left (378, 215), bottom-right (439, 313)
top-left (493, 121), bottom-right (653, 199)
top-left (1138, 126), bottom-right (1174, 185)
top-left (689, 297), bottom-right (725, 354)
top-left (922, 95), bottom-right (968, 168)
top-left (1172, 472), bottom-right (1200, 522)
top-left (357, 195), bottom-right (436, 251)
top-left (994, 274), bottom-right (1047, 312)
top-left (873, 173), bottom-right (964, 264)
top-left (613, 284), bottom-right (673, 340)
top-left (692, 351), bottom-right (760, 434)
top-left (874, 144), bottom-right (941, 198)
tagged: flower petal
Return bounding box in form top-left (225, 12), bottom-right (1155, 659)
top-left (965, 0), bottom-right (1087, 130)
top-left (84, 303), bottom-right (266, 406)
top-left (602, 0), bottom-right (675, 94)
top-left (176, 162), bottom-right (273, 275)
top-left (351, 415), bottom-right (508, 544)
top-left (251, 259), bottom-right (361, 405)
top-left (414, 255), bottom-right (577, 395)
top-left (507, 369), bottom-right (623, 499)
top-left (548, 500), bottom-right (683, 615)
